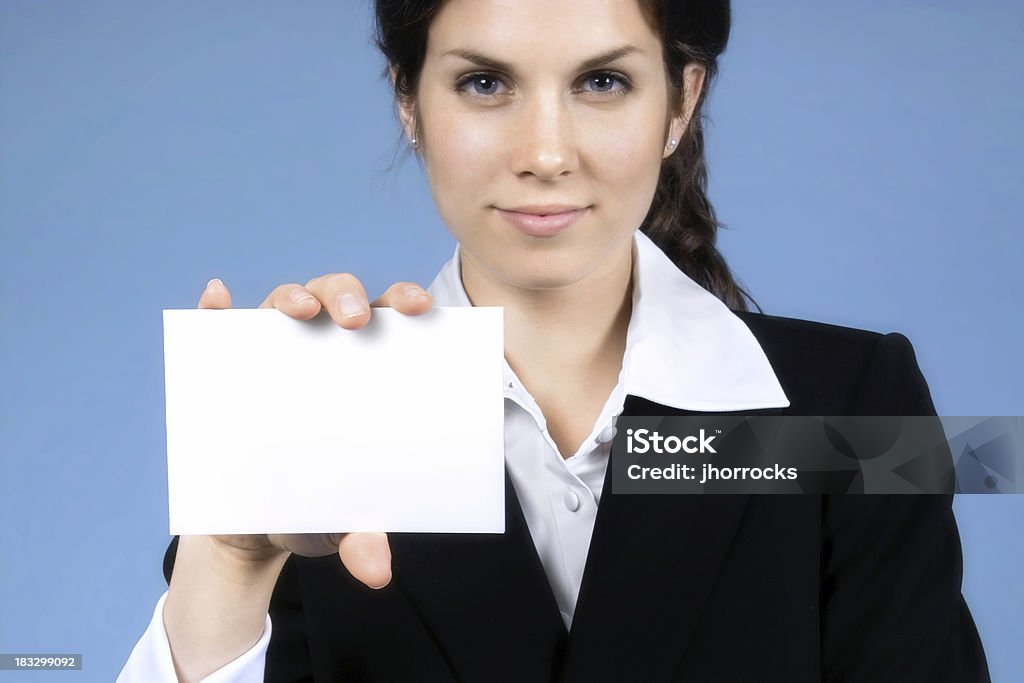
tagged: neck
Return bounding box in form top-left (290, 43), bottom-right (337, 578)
top-left (459, 240), bottom-right (635, 387)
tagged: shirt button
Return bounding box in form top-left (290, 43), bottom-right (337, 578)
top-left (597, 425), bottom-right (617, 444)
top-left (563, 489), bottom-right (581, 512)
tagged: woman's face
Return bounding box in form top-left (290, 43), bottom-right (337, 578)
top-left (401, 0), bottom-right (704, 294)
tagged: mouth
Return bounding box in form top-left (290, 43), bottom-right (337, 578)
top-left (495, 205), bottom-right (590, 237)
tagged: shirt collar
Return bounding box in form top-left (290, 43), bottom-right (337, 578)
top-left (425, 230), bottom-right (789, 412)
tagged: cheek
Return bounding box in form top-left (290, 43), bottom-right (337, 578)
top-left (421, 116), bottom-right (498, 227)
top-left (595, 130), bottom-right (663, 184)
top-left (583, 112), bottom-right (665, 218)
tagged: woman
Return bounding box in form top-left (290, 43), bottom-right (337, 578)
top-left (120, 0), bottom-right (989, 680)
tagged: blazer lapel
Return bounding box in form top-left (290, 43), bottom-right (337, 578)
top-left (560, 396), bottom-right (774, 682)
top-left (389, 470), bottom-right (568, 682)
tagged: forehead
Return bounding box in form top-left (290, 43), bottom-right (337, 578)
top-left (426, 0), bottom-right (661, 62)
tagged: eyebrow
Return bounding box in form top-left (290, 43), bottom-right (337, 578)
top-left (441, 45), bottom-right (643, 74)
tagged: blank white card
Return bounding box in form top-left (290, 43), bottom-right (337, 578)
top-left (162, 307), bottom-right (505, 535)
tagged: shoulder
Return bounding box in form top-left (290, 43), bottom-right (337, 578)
top-left (731, 310), bottom-right (935, 415)
top-left (732, 310), bottom-right (899, 373)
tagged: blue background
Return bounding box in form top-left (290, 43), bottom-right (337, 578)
top-left (1, 1), bottom-right (1020, 680)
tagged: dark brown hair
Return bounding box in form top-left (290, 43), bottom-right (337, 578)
top-left (375, 0), bottom-right (757, 311)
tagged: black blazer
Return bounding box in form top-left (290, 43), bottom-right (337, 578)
top-left (163, 312), bottom-right (990, 682)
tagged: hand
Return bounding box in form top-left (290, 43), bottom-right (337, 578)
top-left (195, 274), bottom-right (434, 588)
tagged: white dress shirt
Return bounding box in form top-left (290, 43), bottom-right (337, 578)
top-left (118, 230), bottom-right (789, 682)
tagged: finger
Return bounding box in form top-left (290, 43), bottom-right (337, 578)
top-left (338, 532), bottom-right (392, 589)
top-left (258, 283), bottom-right (322, 320)
top-left (304, 273), bottom-right (372, 330)
top-left (264, 533), bottom-right (338, 559)
top-left (198, 278), bottom-right (232, 309)
top-left (370, 282), bottom-right (433, 316)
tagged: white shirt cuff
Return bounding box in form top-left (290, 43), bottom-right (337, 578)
top-left (117, 590), bottom-right (272, 682)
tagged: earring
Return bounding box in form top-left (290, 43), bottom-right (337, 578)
top-left (411, 137), bottom-right (418, 148)
top-left (668, 138), bottom-right (677, 149)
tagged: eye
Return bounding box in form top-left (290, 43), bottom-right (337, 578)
top-left (579, 72), bottom-right (632, 96)
top-left (455, 73), bottom-right (508, 98)
top-left (454, 70), bottom-right (632, 101)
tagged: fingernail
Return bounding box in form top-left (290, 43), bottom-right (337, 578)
top-left (404, 285), bottom-right (426, 299)
top-left (290, 289), bottom-right (315, 304)
top-left (339, 292), bottom-right (367, 319)
top-left (206, 278), bottom-right (223, 290)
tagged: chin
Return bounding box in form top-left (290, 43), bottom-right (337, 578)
top-left (493, 255), bottom-right (596, 291)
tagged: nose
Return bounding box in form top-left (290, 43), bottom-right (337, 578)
top-left (509, 91), bottom-right (579, 181)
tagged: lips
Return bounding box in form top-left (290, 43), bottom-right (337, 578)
top-left (496, 206), bottom-right (588, 237)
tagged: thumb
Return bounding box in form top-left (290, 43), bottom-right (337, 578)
top-left (338, 532), bottom-right (392, 589)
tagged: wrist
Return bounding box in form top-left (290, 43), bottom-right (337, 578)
top-left (205, 536), bottom-right (291, 579)
top-left (163, 536), bottom-right (288, 682)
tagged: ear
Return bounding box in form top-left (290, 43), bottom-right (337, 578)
top-left (664, 63), bottom-right (707, 158)
top-left (389, 65), bottom-right (417, 145)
